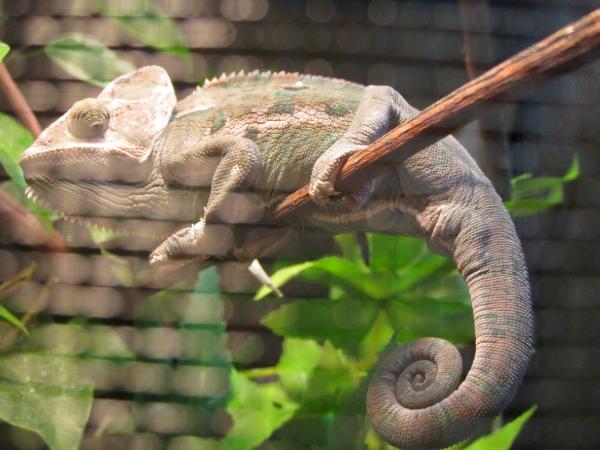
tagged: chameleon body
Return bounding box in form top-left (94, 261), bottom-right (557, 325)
top-left (20, 67), bottom-right (532, 449)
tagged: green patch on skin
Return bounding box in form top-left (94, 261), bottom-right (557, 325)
top-left (210, 111), bottom-right (227, 133)
top-left (245, 127), bottom-right (259, 141)
top-left (267, 101), bottom-right (295, 115)
top-left (325, 102), bottom-right (353, 117)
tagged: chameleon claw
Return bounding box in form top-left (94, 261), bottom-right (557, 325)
top-left (309, 179), bottom-right (341, 206)
top-left (149, 251), bottom-right (168, 266)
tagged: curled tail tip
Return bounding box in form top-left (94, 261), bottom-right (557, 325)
top-left (366, 334), bottom-right (529, 449)
top-left (366, 337), bottom-right (464, 449)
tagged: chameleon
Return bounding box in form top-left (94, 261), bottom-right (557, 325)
top-left (19, 66), bottom-right (533, 449)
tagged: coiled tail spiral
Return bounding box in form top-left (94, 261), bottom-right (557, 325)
top-left (367, 202), bottom-right (533, 449)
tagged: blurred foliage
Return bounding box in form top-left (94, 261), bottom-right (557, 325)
top-left (0, 106), bottom-right (32, 190)
top-left (45, 34), bottom-right (136, 87)
top-left (99, 0), bottom-right (191, 59)
top-left (0, 265), bottom-right (93, 450)
top-left (505, 155), bottom-right (579, 217)
top-left (0, 41), bottom-right (8, 61)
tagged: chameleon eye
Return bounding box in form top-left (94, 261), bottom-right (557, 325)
top-left (67, 98), bottom-right (110, 139)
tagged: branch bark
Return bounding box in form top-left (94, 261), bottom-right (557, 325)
top-left (272, 8), bottom-right (600, 221)
top-left (0, 61), bottom-right (64, 251)
top-left (0, 63), bottom-right (41, 137)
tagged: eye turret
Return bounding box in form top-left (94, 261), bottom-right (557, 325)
top-left (67, 98), bottom-right (110, 139)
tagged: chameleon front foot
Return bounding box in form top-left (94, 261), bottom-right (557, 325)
top-left (309, 178), bottom-right (341, 206)
top-left (149, 220), bottom-right (234, 265)
top-left (309, 151), bottom-right (372, 208)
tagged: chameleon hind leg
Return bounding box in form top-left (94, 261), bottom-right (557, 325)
top-left (150, 136), bottom-right (264, 264)
top-left (309, 85), bottom-right (415, 206)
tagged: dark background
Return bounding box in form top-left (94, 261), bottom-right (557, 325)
top-left (1, 0), bottom-right (600, 449)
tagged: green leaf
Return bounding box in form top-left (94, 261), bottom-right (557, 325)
top-left (0, 353), bottom-right (94, 450)
top-left (45, 34), bottom-right (136, 87)
top-left (0, 113), bottom-right (33, 189)
top-left (506, 156), bottom-right (579, 217)
top-left (222, 369), bottom-right (298, 450)
top-left (0, 305), bottom-right (29, 335)
top-left (334, 233), bottom-right (366, 263)
top-left (387, 248), bottom-right (453, 294)
top-left (0, 42), bottom-right (10, 62)
top-left (256, 239), bottom-right (460, 302)
top-left (254, 261), bottom-right (315, 300)
top-left (563, 155), bottom-right (580, 182)
top-left (386, 295), bottom-right (474, 344)
top-left (352, 334), bottom-right (406, 450)
top-left (99, 0), bottom-right (190, 58)
top-left (463, 406), bottom-right (536, 450)
top-left (256, 257), bottom-right (387, 300)
top-left (262, 297), bottom-right (379, 348)
top-left (276, 338), bottom-right (322, 397)
top-left (299, 341), bottom-right (360, 414)
top-left (298, 257), bottom-right (382, 297)
top-left (368, 235), bottom-right (424, 272)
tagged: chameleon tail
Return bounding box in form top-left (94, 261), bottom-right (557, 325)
top-left (367, 199), bottom-right (533, 449)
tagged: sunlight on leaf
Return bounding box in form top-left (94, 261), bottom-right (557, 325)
top-left (222, 369), bottom-right (298, 450)
top-left (99, 0), bottom-right (190, 58)
top-left (0, 113), bottom-right (33, 189)
top-left (0, 305), bottom-right (28, 335)
top-left (0, 41), bottom-right (9, 62)
top-left (0, 353), bottom-right (93, 450)
top-left (45, 34), bottom-right (135, 87)
top-left (276, 338), bottom-right (321, 397)
top-left (463, 406), bottom-right (536, 450)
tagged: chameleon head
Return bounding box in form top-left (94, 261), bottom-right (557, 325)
top-left (19, 66), bottom-right (177, 215)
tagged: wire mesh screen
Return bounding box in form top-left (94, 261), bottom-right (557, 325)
top-left (0, 1), bottom-right (599, 449)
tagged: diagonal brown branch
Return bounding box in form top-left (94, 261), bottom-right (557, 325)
top-left (272, 8), bottom-right (600, 221)
top-left (0, 63), bottom-right (41, 137)
top-left (0, 61), bottom-right (65, 251)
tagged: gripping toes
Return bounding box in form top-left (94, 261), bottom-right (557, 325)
top-left (309, 144), bottom-right (371, 207)
top-left (309, 177), bottom-right (340, 206)
top-left (150, 220), bottom-right (234, 265)
top-left (309, 152), bottom-right (349, 206)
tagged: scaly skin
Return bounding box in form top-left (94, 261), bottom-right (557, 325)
top-left (19, 66), bottom-right (532, 449)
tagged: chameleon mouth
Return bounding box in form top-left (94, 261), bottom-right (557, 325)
top-left (24, 185), bottom-right (180, 241)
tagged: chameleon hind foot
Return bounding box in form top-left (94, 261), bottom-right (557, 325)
top-left (149, 220), bottom-right (234, 265)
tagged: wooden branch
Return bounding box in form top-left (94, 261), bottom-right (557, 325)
top-left (0, 189), bottom-right (66, 251)
top-left (0, 63), bottom-right (41, 137)
top-left (272, 8), bottom-right (600, 221)
top-left (0, 61), bottom-right (64, 252)
top-left (459, 0), bottom-right (495, 79)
